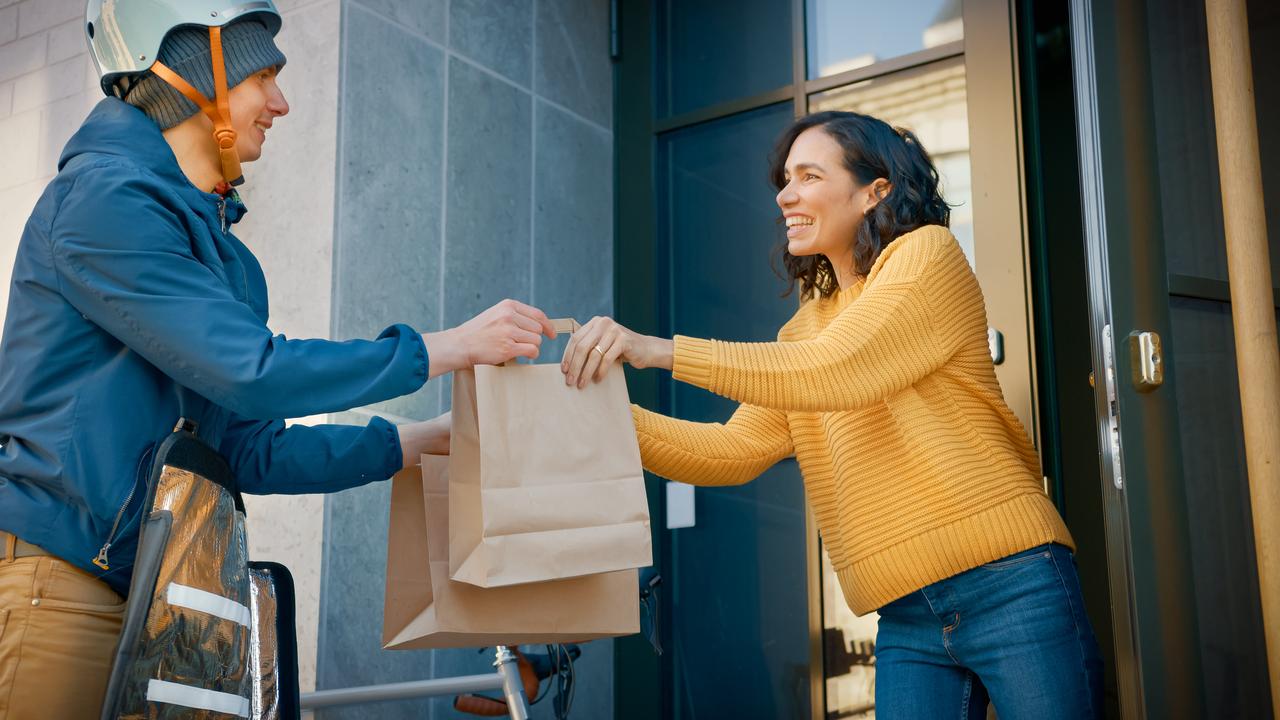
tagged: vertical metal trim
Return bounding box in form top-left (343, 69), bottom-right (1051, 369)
top-left (666, 1), bottom-right (677, 119)
top-left (609, 0), bottom-right (619, 59)
top-left (791, 0), bottom-right (806, 117)
top-left (962, 0), bottom-right (1040, 438)
top-left (793, 3), bottom-right (822, 717)
top-left (1067, 0), bottom-right (1146, 716)
top-left (1003, 0), bottom-right (1046, 456)
top-left (805, 508), bottom-right (824, 720)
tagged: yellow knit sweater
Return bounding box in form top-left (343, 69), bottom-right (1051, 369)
top-left (632, 225), bottom-right (1073, 615)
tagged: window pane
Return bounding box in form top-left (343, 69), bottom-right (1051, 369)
top-left (806, 0), bottom-right (963, 79)
top-left (659, 0), bottom-right (793, 117)
top-left (660, 102), bottom-right (812, 719)
top-left (810, 59), bottom-right (974, 266)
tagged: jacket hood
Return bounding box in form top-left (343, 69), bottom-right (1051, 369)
top-left (60, 98), bottom-right (188, 182)
top-left (58, 97), bottom-right (247, 224)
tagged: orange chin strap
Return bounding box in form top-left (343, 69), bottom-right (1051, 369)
top-left (150, 26), bottom-right (243, 187)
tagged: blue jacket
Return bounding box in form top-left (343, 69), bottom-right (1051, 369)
top-left (0, 99), bottom-right (429, 595)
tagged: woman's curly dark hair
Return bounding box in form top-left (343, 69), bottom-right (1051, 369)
top-left (769, 110), bottom-right (951, 300)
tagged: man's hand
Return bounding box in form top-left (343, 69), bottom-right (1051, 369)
top-left (423, 299), bottom-right (556, 378)
top-left (398, 412), bottom-right (451, 468)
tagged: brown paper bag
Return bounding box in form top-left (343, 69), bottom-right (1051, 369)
top-left (448, 320), bottom-right (652, 588)
top-left (382, 456), bottom-right (639, 650)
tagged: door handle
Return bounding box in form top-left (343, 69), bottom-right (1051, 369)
top-left (1127, 330), bottom-right (1163, 392)
top-left (988, 327), bottom-right (1005, 365)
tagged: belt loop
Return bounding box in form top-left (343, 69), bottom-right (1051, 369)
top-left (2, 531), bottom-right (15, 563)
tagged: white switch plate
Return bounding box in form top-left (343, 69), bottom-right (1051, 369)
top-left (665, 481), bottom-right (695, 529)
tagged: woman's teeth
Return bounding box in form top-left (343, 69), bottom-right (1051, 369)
top-left (786, 216), bottom-right (814, 227)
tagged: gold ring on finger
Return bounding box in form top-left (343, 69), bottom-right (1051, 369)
top-left (593, 345), bottom-right (606, 357)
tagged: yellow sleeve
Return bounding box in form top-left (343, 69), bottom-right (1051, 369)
top-left (672, 229), bottom-right (981, 413)
top-left (631, 402), bottom-right (793, 487)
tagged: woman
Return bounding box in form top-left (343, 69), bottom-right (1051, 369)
top-left (0, 2), bottom-right (553, 716)
top-left (562, 111), bottom-right (1102, 718)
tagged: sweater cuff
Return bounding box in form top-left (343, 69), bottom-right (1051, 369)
top-left (672, 335), bottom-right (714, 390)
top-left (630, 403), bottom-right (654, 436)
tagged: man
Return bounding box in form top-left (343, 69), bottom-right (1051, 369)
top-left (0, 2), bottom-right (554, 716)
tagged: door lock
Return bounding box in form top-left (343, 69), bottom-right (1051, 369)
top-left (1127, 331), bottom-right (1163, 392)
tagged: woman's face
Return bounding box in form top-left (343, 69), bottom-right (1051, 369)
top-left (228, 66), bottom-right (289, 163)
top-left (775, 126), bottom-right (877, 262)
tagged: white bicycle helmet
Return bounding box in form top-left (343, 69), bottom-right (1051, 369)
top-left (84, 0), bottom-right (284, 186)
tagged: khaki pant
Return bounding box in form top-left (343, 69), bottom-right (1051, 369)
top-left (0, 533), bottom-right (125, 719)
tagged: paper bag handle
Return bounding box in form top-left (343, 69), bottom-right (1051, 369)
top-left (494, 318), bottom-right (579, 367)
top-left (549, 318), bottom-right (580, 334)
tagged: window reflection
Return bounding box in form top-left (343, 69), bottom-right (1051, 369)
top-left (822, 549), bottom-right (878, 718)
top-left (661, 0), bottom-right (793, 116)
top-left (806, 0), bottom-right (963, 79)
top-left (811, 60), bottom-right (974, 266)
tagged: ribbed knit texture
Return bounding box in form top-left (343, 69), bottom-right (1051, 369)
top-left (123, 20), bottom-right (286, 130)
top-left (633, 225), bottom-right (1074, 615)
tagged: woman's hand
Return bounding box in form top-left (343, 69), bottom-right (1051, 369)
top-left (398, 411), bottom-right (451, 468)
top-left (423, 299), bottom-right (557, 378)
top-left (561, 316), bottom-right (674, 388)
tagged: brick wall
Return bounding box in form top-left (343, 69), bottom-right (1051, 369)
top-left (0, 0), bottom-right (99, 333)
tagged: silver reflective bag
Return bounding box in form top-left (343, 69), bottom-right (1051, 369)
top-left (100, 420), bottom-right (300, 720)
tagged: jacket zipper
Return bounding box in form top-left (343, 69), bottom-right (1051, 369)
top-left (92, 445), bottom-right (153, 571)
top-left (217, 194), bottom-right (252, 295)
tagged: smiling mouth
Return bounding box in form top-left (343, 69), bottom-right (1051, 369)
top-left (786, 216), bottom-right (814, 236)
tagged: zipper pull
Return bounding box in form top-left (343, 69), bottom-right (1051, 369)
top-left (92, 543), bottom-right (111, 571)
top-left (218, 197), bottom-right (227, 233)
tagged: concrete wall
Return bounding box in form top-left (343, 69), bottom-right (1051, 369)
top-left (316, 0), bottom-right (615, 718)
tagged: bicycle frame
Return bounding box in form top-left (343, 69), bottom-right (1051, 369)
top-left (299, 646), bottom-right (529, 719)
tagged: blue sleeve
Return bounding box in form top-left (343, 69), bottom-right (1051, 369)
top-left (48, 167), bottom-right (428, 419)
top-left (220, 414), bottom-right (404, 495)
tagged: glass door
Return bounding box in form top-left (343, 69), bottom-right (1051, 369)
top-left (803, 2), bottom-right (1041, 716)
top-left (613, 1), bottom-right (1055, 717)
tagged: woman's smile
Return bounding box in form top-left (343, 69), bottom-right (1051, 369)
top-left (785, 213), bottom-right (815, 238)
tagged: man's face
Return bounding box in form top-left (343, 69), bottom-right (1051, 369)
top-left (228, 66), bottom-right (288, 163)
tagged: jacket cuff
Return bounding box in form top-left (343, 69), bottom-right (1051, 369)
top-left (672, 335), bottom-right (714, 390)
top-left (370, 415), bottom-right (404, 476)
top-left (406, 326), bottom-right (429, 383)
top-left (377, 323), bottom-right (429, 387)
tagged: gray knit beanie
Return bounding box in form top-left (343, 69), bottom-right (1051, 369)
top-left (122, 19), bottom-right (287, 130)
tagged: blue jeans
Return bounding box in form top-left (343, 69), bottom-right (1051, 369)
top-left (874, 543), bottom-right (1103, 719)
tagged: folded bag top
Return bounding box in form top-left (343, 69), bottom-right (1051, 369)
top-left (448, 318), bottom-right (653, 588)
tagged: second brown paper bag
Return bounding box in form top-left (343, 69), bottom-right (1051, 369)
top-left (383, 456), bottom-right (639, 649)
top-left (449, 325), bottom-right (652, 588)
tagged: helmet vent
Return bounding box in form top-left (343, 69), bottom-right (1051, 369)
top-left (86, 22), bottom-right (94, 39)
